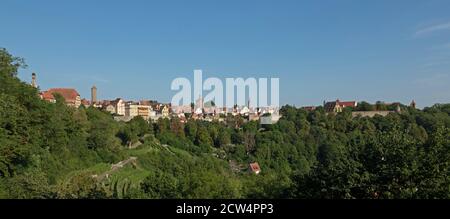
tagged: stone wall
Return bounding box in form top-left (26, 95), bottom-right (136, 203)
top-left (352, 111), bottom-right (393, 118)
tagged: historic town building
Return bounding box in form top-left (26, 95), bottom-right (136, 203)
top-left (40, 88), bottom-right (81, 108)
top-left (111, 98), bottom-right (125, 115)
top-left (324, 99), bottom-right (357, 112)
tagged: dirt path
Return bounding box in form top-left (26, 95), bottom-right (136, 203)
top-left (92, 157), bottom-right (137, 181)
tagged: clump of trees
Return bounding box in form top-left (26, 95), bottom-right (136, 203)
top-left (0, 48), bottom-right (124, 198)
top-left (1, 48), bottom-right (449, 199)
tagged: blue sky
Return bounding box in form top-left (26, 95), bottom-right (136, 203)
top-left (2, 0), bottom-right (450, 108)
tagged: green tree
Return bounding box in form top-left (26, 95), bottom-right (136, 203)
top-left (140, 171), bottom-right (180, 199)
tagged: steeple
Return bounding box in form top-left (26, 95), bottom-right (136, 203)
top-left (31, 73), bottom-right (37, 88)
top-left (410, 100), bottom-right (416, 109)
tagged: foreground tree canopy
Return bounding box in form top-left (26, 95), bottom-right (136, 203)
top-left (0, 48), bottom-right (449, 199)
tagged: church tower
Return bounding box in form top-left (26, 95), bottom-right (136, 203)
top-left (410, 100), bottom-right (416, 109)
top-left (91, 85), bottom-right (97, 105)
top-left (31, 73), bottom-right (37, 88)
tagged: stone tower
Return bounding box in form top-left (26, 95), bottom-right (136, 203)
top-left (410, 100), bottom-right (416, 109)
top-left (91, 85), bottom-right (97, 105)
top-left (31, 73), bottom-right (37, 88)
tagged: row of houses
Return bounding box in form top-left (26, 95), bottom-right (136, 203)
top-left (34, 73), bottom-right (280, 123)
top-left (171, 98), bottom-right (281, 124)
top-left (38, 87), bottom-right (279, 124)
top-left (90, 98), bottom-right (169, 121)
top-left (38, 88), bottom-right (170, 121)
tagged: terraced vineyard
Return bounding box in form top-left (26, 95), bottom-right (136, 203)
top-left (59, 138), bottom-right (214, 198)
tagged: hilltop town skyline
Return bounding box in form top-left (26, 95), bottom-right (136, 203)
top-left (28, 71), bottom-right (421, 112)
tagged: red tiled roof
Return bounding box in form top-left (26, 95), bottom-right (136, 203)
top-left (139, 100), bottom-right (151, 106)
top-left (325, 100), bottom-right (357, 108)
top-left (339, 101), bottom-right (357, 107)
top-left (81, 98), bottom-right (91, 106)
top-left (41, 91), bottom-right (55, 101)
top-left (249, 162), bottom-right (261, 173)
top-left (41, 88), bottom-right (80, 103)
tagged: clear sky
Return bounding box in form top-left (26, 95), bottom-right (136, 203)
top-left (2, 0), bottom-right (450, 108)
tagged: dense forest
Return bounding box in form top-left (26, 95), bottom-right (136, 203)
top-left (1, 48), bottom-right (449, 199)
